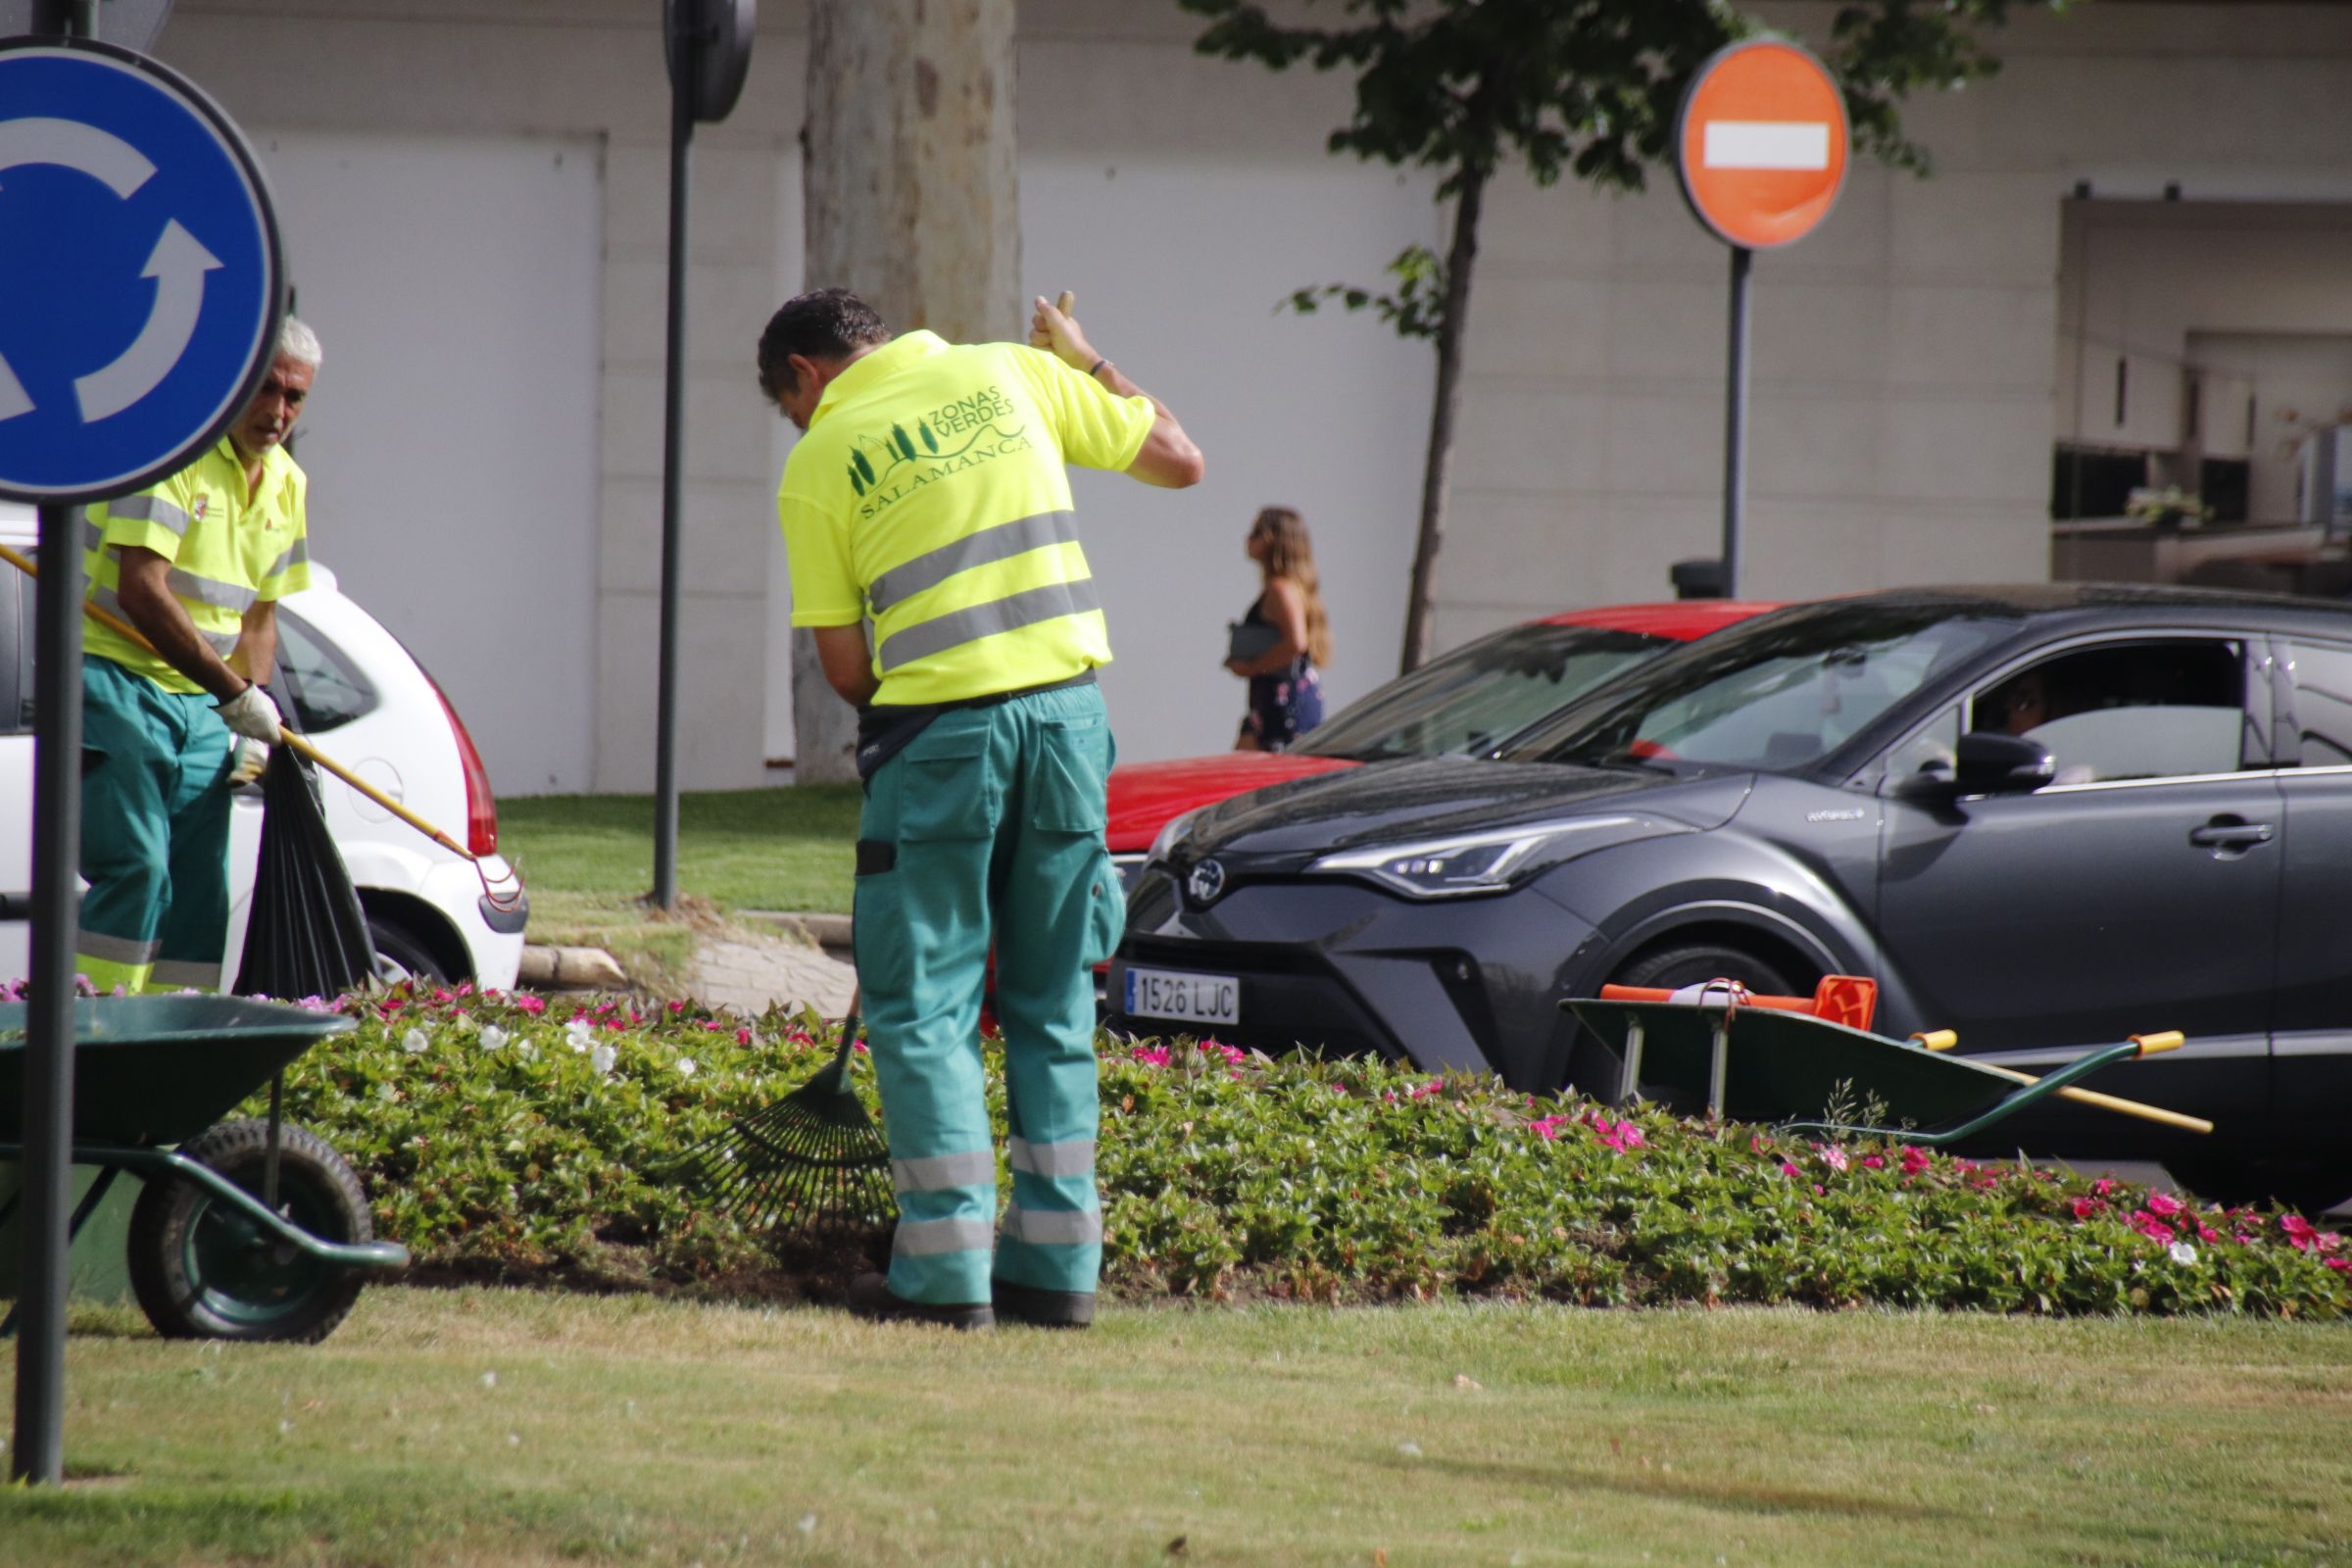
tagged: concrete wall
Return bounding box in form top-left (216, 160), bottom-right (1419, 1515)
top-left (147, 0), bottom-right (2352, 789)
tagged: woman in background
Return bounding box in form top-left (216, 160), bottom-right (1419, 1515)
top-left (1227, 506), bottom-right (1332, 751)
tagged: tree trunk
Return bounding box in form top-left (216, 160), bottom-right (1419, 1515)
top-left (1396, 166), bottom-right (1486, 676)
top-left (794, 0), bottom-right (1021, 783)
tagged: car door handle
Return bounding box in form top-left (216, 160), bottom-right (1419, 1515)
top-left (2188, 818), bottom-right (2272, 849)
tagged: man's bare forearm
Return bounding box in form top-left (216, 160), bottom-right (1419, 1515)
top-left (117, 570), bottom-right (248, 701)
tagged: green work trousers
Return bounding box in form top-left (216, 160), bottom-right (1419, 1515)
top-left (77, 655), bottom-right (235, 994)
top-left (854, 682), bottom-right (1125, 1306)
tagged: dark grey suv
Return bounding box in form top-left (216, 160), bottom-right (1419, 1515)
top-left (1109, 587), bottom-right (2352, 1208)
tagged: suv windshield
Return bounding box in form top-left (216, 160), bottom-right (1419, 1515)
top-left (1499, 599), bottom-right (2022, 773)
top-left (1298, 623), bottom-right (1666, 761)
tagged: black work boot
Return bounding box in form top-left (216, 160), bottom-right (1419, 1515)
top-left (847, 1272), bottom-right (993, 1331)
top-left (992, 1276), bottom-right (1095, 1329)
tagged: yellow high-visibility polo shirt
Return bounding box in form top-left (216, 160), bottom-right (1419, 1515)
top-left (83, 438), bottom-right (312, 694)
top-left (778, 330), bottom-right (1156, 707)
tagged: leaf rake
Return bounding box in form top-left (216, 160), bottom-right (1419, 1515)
top-left (675, 991), bottom-right (897, 1233)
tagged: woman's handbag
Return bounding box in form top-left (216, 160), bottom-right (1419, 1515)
top-left (1225, 619), bottom-right (1282, 667)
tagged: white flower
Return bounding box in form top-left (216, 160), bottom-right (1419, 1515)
top-left (479, 1025), bottom-right (508, 1052)
top-left (402, 1028), bottom-right (428, 1055)
top-left (481, 1370), bottom-right (498, 1389)
top-left (516, 1040), bottom-right (539, 1062)
top-left (564, 1019), bottom-right (593, 1054)
top-left (376, 1081), bottom-right (397, 1101)
top-left (590, 1042), bottom-right (616, 1077)
top-left (676, 1056), bottom-right (698, 1079)
top-left (2170, 1242), bottom-right (2199, 1266)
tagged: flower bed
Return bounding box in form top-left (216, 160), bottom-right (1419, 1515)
top-left (258, 985), bottom-right (2350, 1317)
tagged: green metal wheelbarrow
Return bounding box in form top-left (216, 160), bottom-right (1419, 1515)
top-left (1563, 989), bottom-right (2213, 1146)
top-left (0, 996), bottom-right (408, 1344)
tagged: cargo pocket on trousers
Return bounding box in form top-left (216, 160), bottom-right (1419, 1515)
top-left (1081, 851), bottom-right (1126, 968)
top-left (1028, 720), bottom-right (1108, 836)
top-left (853, 849), bottom-right (910, 995)
top-left (899, 727), bottom-right (996, 843)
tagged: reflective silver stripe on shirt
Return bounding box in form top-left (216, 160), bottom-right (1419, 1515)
top-left (109, 494), bottom-right (191, 535)
top-left (876, 577), bottom-right (1102, 673)
top-left (265, 538), bottom-right (309, 579)
top-left (81, 515), bottom-right (103, 552)
top-left (1006, 1136), bottom-right (1096, 1179)
top-left (868, 510), bottom-right (1080, 617)
top-left (892, 1215), bottom-right (997, 1256)
top-left (1001, 1205), bottom-right (1102, 1246)
top-left (149, 958), bottom-right (222, 992)
top-left (88, 585), bottom-right (241, 654)
top-left (890, 1149), bottom-right (997, 1195)
top-left (167, 567), bottom-right (258, 612)
top-left (76, 928), bottom-right (161, 965)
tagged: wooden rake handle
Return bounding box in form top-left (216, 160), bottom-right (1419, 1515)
top-left (0, 540), bottom-right (487, 867)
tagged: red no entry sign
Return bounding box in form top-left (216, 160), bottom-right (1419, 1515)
top-left (1676, 38), bottom-right (1849, 251)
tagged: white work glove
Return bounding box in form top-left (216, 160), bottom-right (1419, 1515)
top-left (216, 682), bottom-right (283, 744)
top-left (228, 737), bottom-right (269, 787)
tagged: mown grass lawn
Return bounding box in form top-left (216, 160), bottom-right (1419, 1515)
top-left (495, 787), bottom-right (860, 987)
top-left (497, 787), bottom-right (861, 914)
top-left (5, 1287), bottom-right (2347, 1567)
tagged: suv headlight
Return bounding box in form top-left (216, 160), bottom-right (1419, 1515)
top-left (1306, 815), bottom-right (1650, 899)
top-left (1147, 807), bottom-right (1202, 865)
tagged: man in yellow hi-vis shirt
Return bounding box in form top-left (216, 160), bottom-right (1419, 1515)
top-left (760, 287), bottom-right (1202, 1329)
top-left (76, 317), bottom-right (320, 994)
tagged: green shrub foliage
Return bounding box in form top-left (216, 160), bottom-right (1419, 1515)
top-left (258, 986), bottom-right (2350, 1317)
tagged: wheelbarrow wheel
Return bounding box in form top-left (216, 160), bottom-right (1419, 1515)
top-left (126, 1118), bottom-right (374, 1344)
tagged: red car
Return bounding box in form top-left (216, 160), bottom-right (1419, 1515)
top-left (1105, 600), bottom-right (1777, 888)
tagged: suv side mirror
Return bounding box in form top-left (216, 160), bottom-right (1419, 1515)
top-left (1952, 730), bottom-right (2055, 795)
top-left (1890, 730), bottom-right (2056, 801)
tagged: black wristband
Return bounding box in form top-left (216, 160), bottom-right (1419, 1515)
top-left (1086, 357), bottom-right (1109, 379)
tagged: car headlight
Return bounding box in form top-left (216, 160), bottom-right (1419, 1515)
top-left (1306, 815), bottom-right (1651, 899)
top-left (1147, 807), bottom-right (1202, 865)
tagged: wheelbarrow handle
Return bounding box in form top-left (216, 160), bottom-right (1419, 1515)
top-left (1908, 1028), bottom-right (2211, 1133)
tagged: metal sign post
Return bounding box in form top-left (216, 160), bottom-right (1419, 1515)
top-left (0, 26), bottom-right (280, 1483)
top-left (1673, 37), bottom-right (1850, 599)
top-left (652, 0), bottom-right (754, 909)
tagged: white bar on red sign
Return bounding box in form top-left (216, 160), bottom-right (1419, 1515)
top-left (1701, 121), bottom-right (1831, 172)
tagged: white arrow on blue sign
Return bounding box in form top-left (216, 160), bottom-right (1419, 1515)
top-left (0, 38), bottom-right (282, 505)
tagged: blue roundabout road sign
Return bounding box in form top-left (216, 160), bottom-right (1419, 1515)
top-left (0, 37), bottom-right (282, 504)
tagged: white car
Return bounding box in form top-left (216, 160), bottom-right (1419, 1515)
top-left (0, 502), bottom-right (525, 989)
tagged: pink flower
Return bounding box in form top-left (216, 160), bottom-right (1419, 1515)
top-left (1780, 1159), bottom-right (1803, 1180)
top-left (1410, 1079), bottom-right (1444, 1101)
top-left (1813, 1143), bottom-right (1848, 1174)
top-left (1971, 1171), bottom-right (2003, 1190)
top-left (736, 1027), bottom-right (753, 1046)
top-left (2282, 1214), bottom-right (2320, 1251)
top-left (2144, 1190), bottom-right (2184, 1217)
top-left (2092, 1177), bottom-right (2118, 1197)
top-left (1528, 1115), bottom-right (1568, 1142)
top-left (1859, 1153), bottom-right (1886, 1169)
top-left (2196, 1223), bottom-right (2220, 1243)
top-left (1129, 1044), bottom-right (1171, 1066)
top-left (2129, 1211), bottom-right (2178, 1245)
top-left (2327, 1257), bottom-right (2352, 1274)
top-left (514, 995), bottom-right (546, 1016)
top-left (1898, 1146), bottom-right (1933, 1175)
top-left (1589, 1116), bottom-right (1644, 1152)
top-left (2072, 1197), bottom-right (2104, 1220)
